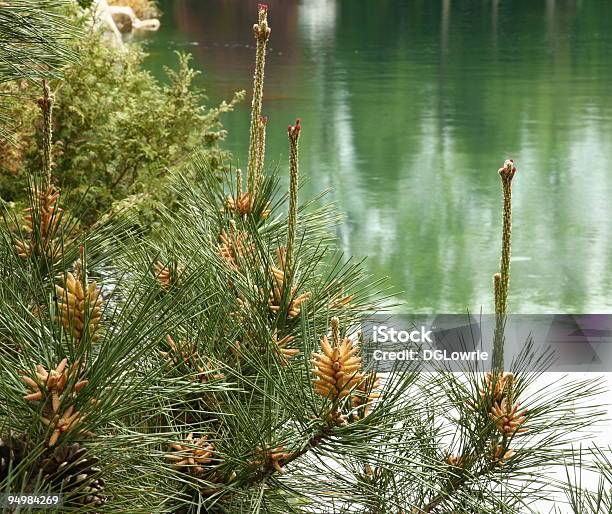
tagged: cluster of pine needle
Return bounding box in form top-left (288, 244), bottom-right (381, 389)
top-left (0, 4), bottom-right (610, 513)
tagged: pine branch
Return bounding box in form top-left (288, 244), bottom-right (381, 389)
top-left (241, 428), bottom-right (331, 487)
top-left (492, 159), bottom-right (517, 372)
top-left (246, 3), bottom-right (270, 195)
top-left (0, 0), bottom-right (77, 85)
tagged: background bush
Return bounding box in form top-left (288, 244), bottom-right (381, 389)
top-left (0, 15), bottom-right (243, 226)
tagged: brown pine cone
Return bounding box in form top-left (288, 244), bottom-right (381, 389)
top-left (41, 443), bottom-right (106, 506)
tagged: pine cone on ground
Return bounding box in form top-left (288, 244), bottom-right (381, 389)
top-left (41, 443), bottom-right (105, 506)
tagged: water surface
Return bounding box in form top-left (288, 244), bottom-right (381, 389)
top-left (144, 0), bottom-right (612, 313)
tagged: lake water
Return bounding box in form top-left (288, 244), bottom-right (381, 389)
top-left (143, 0), bottom-right (612, 314)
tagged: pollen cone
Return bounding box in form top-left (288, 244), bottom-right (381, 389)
top-left (490, 398), bottom-right (527, 437)
top-left (167, 433), bottom-right (214, 477)
top-left (218, 229), bottom-right (251, 270)
top-left (351, 372), bottom-right (381, 417)
top-left (55, 272), bottom-right (103, 342)
top-left (153, 261), bottom-right (172, 288)
top-left (21, 358), bottom-right (88, 413)
top-left (269, 248), bottom-right (310, 318)
top-left (480, 371), bottom-right (515, 403)
top-left (225, 189), bottom-right (271, 219)
top-left (274, 332), bottom-right (299, 364)
top-left (312, 331), bottom-right (363, 400)
top-left (492, 443), bottom-right (516, 466)
top-left (252, 445), bottom-right (292, 474)
top-left (15, 185), bottom-right (63, 259)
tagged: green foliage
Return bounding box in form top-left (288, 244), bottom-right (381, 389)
top-left (0, 5), bottom-right (608, 514)
top-left (556, 447), bottom-right (612, 514)
top-left (0, 0), bottom-right (77, 85)
top-left (1, 148), bottom-right (607, 513)
top-left (0, 0), bottom-right (77, 141)
top-left (0, 22), bottom-right (244, 226)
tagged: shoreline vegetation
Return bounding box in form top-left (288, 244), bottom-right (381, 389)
top-left (0, 2), bottom-right (610, 512)
top-left (0, 1), bottom-right (244, 227)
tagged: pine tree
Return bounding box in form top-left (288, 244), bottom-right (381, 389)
top-left (0, 4), bottom-right (609, 513)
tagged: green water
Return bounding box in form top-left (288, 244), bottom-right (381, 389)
top-left (143, 0), bottom-right (612, 313)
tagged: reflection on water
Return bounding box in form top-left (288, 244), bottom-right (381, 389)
top-left (145, 0), bottom-right (612, 313)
